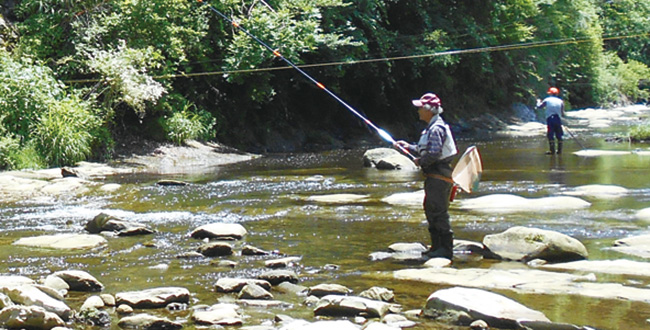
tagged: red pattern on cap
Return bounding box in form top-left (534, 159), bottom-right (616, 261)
top-left (412, 93), bottom-right (441, 107)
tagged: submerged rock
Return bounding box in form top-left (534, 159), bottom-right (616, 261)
top-left (612, 234), bottom-right (650, 258)
top-left (306, 193), bottom-right (370, 204)
top-left (458, 194), bottom-right (590, 213)
top-left (13, 234), bottom-right (107, 250)
top-left (561, 184), bottom-right (628, 199)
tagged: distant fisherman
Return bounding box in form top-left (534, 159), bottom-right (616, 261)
top-left (536, 87), bottom-right (566, 155)
top-left (394, 92), bottom-right (458, 260)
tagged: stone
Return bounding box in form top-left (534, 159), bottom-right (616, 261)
top-left (258, 270), bottom-right (299, 286)
top-left (52, 270), bottom-right (104, 292)
top-left (215, 278), bottom-right (272, 293)
top-left (238, 283), bottom-right (273, 300)
top-left (307, 284), bottom-right (352, 297)
top-left (358, 287), bottom-right (395, 302)
top-left (13, 234), bottom-right (107, 250)
top-left (0, 305), bottom-right (65, 330)
top-left (482, 226), bottom-right (588, 262)
top-left (424, 287), bottom-right (550, 328)
top-left (314, 295), bottom-right (396, 318)
top-left (190, 223), bottom-right (247, 240)
top-left (115, 287), bottom-right (190, 308)
top-left (197, 242), bottom-right (233, 257)
top-left (117, 313), bottom-right (182, 330)
top-left (458, 194), bottom-right (590, 213)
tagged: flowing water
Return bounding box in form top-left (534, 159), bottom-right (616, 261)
top-left (2, 118), bottom-right (650, 329)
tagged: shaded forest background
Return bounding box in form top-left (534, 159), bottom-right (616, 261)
top-left (1, 0), bottom-right (649, 169)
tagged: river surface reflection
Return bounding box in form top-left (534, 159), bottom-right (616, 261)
top-left (2, 124), bottom-right (650, 329)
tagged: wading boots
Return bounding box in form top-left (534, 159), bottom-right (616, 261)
top-left (546, 140), bottom-right (555, 155)
top-left (423, 232), bottom-right (453, 260)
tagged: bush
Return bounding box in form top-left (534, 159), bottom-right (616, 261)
top-left (32, 97), bottom-right (101, 166)
top-left (0, 52), bottom-right (63, 139)
top-left (596, 52), bottom-right (650, 106)
top-left (0, 136), bottom-right (45, 170)
top-left (163, 103), bottom-right (216, 145)
top-left (629, 122), bottom-right (650, 142)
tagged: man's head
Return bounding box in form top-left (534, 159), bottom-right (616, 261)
top-left (547, 87), bottom-right (560, 95)
top-left (412, 93), bottom-right (443, 114)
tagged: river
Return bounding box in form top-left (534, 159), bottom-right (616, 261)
top-left (1, 108), bottom-right (650, 329)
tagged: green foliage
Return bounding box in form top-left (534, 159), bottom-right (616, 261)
top-left (0, 51), bottom-right (64, 138)
top-left (598, 0), bottom-right (650, 64)
top-left (596, 52), bottom-right (650, 105)
top-left (84, 41), bottom-right (166, 117)
top-left (163, 102), bottom-right (216, 145)
top-left (4, 0), bottom-right (650, 155)
top-left (32, 97), bottom-right (100, 166)
top-left (629, 122), bottom-right (650, 142)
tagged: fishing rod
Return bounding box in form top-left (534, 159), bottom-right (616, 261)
top-left (197, 0), bottom-right (415, 159)
top-left (563, 125), bottom-right (587, 150)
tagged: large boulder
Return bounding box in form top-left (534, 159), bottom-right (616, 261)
top-left (362, 148), bottom-right (418, 171)
top-left (424, 287), bottom-right (550, 329)
top-left (483, 226), bottom-right (588, 262)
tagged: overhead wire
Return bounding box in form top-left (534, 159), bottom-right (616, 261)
top-left (63, 31), bottom-right (650, 84)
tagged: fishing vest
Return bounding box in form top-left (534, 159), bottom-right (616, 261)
top-left (418, 116), bottom-right (458, 160)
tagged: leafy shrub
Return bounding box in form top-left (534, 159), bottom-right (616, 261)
top-left (0, 52), bottom-right (63, 139)
top-left (629, 123), bottom-right (650, 142)
top-left (32, 97), bottom-right (101, 166)
top-left (0, 135), bottom-right (45, 170)
top-left (596, 52), bottom-right (650, 105)
top-left (84, 40), bottom-right (166, 117)
top-left (163, 103), bottom-right (216, 145)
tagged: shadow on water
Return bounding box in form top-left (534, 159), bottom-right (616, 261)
top-left (2, 119), bottom-right (650, 329)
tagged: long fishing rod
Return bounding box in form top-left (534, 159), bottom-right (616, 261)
top-left (197, 0), bottom-right (415, 159)
top-left (563, 125), bottom-right (587, 150)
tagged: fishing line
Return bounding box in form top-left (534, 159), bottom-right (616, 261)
top-left (197, 0), bottom-right (415, 158)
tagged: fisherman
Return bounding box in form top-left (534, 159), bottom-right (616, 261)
top-left (536, 87), bottom-right (566, 155)
top-left (394, 92), bottom-right (458, 260)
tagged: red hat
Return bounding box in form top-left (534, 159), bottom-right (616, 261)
top-left (547, 87), bottom-right (560, 95)
top-left (412, 93), bottom-right (441, 108)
